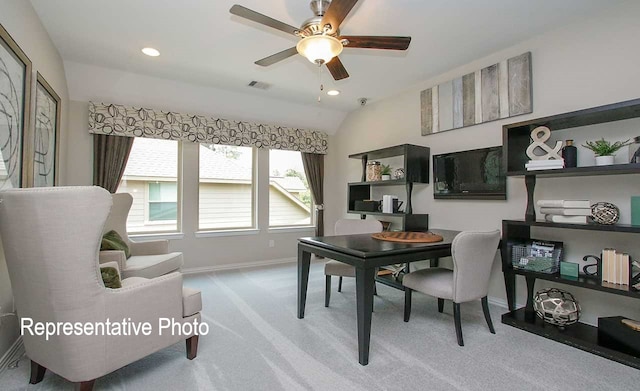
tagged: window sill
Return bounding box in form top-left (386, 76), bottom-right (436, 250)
top-left (195, 229), bottom-right (260, 238)
top-left (129, 232), bottom-right (185, 241)
top-left (268, 226), bottom-right (316, 234)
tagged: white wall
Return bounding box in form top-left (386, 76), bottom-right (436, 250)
top-left (0, 0), bottom-right (70, 359)
top-left (325, 1), bottom-right (640, 325)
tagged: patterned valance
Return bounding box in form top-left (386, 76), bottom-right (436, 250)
top-left (88, 102), bottom-right (328, 154)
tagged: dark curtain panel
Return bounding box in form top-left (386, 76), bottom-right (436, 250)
top-left (93, 134), bottom-right (134, 193)
top-left (302, 152), bottom-right (324, 236)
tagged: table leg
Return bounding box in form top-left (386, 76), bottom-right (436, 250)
top-left (297, 246), bottom-right (311, 319)
top-left (355, 266), bottom-right (375, 365)
top-left (430, 257), bottom-right (439, 268)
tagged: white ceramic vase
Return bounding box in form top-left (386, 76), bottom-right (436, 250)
top-left (381, 174), bottom-right (391, 180)
top-left (595, 155), bottom-right (615, 166)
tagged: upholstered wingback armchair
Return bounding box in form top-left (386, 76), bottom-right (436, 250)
top-left (0, 187), bottom-right (201, 390)
top-left (99, 192), bottom-right (183, 278)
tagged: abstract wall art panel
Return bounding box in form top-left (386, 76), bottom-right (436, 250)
top-left (33, 73), bottom-right (61, 187)
top-left (0, 24), bottom-right (32, 189)
top-left (421, 52), bottom-right (532, 135)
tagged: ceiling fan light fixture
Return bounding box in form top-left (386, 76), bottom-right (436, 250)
top-left (327, 89), bottom-right (340, 96)
top-left (296, 35), bottom-right (343, 64)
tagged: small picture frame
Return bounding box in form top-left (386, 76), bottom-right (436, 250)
top-left (0, 23), bottom-right (32, 189)
top-left (32, 72), bottom-right (61, 187)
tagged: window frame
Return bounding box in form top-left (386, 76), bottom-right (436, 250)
top-left (118, 138), bottom-right (182, 235)
top-left (196, 144), bottom-right (257, 232)
top-left (268, 149), bottom-right (315, 229)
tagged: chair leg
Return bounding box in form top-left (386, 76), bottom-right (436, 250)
top-left (437, 298), bottom-right (444, 313)
top-left (325, 275), bottom-right (331, 307)
top-left (453, 302), bottom-right (464, 346)
top-left (75, 380), bottom-right (96, 391)
top-left (482, 296), bottom-right (496, 334)
top-left (186, 335), bottom-right (199, 360)
top-left (29, 360), bottom-right (46, 384)
top-left (338, 276), bottom-right (343, 292)
top-left (404, 288), bottom-right (412, 322)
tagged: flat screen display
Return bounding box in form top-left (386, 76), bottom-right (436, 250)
top-left (433, 146), bottom-right (506, 200)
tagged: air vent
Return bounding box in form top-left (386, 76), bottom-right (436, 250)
top-left (247, 80), bottom-right (271, 90)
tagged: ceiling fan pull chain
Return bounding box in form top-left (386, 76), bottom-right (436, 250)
top-left (317, 64), bottom-right (324, 103)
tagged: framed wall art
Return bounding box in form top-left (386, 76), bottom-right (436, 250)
top-left (33, 72), bottom-right (61, 187)
top-left (421, 52), bottom-right (532, 135)
top-left (0, 23), bottom-right (32, 190)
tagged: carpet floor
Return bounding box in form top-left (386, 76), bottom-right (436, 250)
top-left (0, 261), bottom-right (637, 390)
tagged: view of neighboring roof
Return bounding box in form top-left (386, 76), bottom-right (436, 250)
top-left (123, 138), bottom-right (306, 191)
top-left (270, 176), bottom-right (306, 192)
top-left (123, 138), bottom-right (251, 180)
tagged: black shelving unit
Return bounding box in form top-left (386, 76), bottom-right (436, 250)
top-left (501, 99), bottom-right (640, 370)
top-left (347, 144), bottom-right (430, 231)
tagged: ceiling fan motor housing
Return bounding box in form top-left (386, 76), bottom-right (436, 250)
top-left (310, 0), bottom-right (331, 17)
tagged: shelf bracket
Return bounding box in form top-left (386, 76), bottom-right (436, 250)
top-left (360, 156), bottom-right (368, 182)
top-left (525, 175), bottom-right (536, 221)
top-left (405, 182), bottom-right (413, 214)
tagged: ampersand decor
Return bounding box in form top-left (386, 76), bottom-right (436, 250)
top-left (526, 126), bottom-right (563, 160)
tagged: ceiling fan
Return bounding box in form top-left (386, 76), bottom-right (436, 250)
top-left (230, 0), bottom-right (411, 80)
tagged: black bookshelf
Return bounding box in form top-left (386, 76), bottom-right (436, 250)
top-left (501, 99), bottom-right (640, 371)
top-left (347, 144), bottom-right (430, 231)
top-left (502, 308), bottom-right (640, 370)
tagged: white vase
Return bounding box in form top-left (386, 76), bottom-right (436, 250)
top-left (595, 155), bottom-right (614, 166)
top-left (381, 174), bottom-right (391, 180)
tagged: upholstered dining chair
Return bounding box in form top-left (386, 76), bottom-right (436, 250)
top-left (0, 187), bottom-right (202, 390)
top-left (402, 230), bottom-right (501, 346)
top-left (324, 218), bottom-right (383, 307)
top-left (99, 192), bottom-right (183, 279)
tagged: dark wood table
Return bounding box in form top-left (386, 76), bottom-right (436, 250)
top-left (297, 229), bottom-right (459, 365)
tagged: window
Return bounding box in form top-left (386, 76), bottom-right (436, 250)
top-left (269, 150), bottom-right (313, 227)
top-left (118, 138), bottom-right (179, 233)
top-left (198, 144), bottom-right (255, 230)
top-left (148, 182), bottom-right (177, 221)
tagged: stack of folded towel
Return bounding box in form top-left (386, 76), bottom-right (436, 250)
top-left (537, 199), bottom-right (591, 224)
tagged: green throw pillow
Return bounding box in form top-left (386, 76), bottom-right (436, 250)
top-left (100, 230), bottom-right (131, 259)
top-left (101, 266), bottom-right (122, 289)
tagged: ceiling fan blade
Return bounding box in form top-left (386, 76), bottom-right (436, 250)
top-left (340, 36), bottom-right (412, 50)
top-left (321, 0), bottom-right (359, 34)
top-left (326, 57), bottom-right (349, 80)
top-left (230, 4), bottom-right (298, 36)
top-left (255, 47), bottom-right (298, 66)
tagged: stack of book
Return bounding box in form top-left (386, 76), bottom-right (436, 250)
top-left (601, 248), bottom-right (631, 286)
top-left (525, 159), bottom-right (565, 171)
top-left (537, 199), bottom-right (591, 224)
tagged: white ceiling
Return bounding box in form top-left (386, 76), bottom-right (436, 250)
top-left (31, 0), bottom-right (624, 121)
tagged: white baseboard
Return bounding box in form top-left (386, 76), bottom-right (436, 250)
top-left (0, 336), bottom-right (23, 377)
top-left (182, 257), bottom-right (304, 275)
top-left (487, 296), bottom-right (527, 310)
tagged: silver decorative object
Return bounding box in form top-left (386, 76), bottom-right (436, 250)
top-left (591, 202), bottom-right (620, 225)
top-left (533, 288), bottom-right (580, 328)
top-left (393, 168), bottom-right (405, 179)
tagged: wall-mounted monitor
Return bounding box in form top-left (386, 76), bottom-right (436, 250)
top-left (433, 146), bottom-right (506, 200)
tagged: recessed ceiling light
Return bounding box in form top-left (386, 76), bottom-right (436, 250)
top-left (327, 89), bottom-right (340, 96)
top-left (141, 47), bottom-right (160, 57)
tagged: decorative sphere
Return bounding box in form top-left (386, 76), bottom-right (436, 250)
top-left (533, 288), bottom-right (580, 327)
top-left (591, 202), bottom-right (620, 225)
top-left (393, 168), bottom-right (405, 179)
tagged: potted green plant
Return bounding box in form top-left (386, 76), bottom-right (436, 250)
top-left (380, 164), bottom-right (392, 180)
top-left (582, 138), bottom-right (631, 166)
